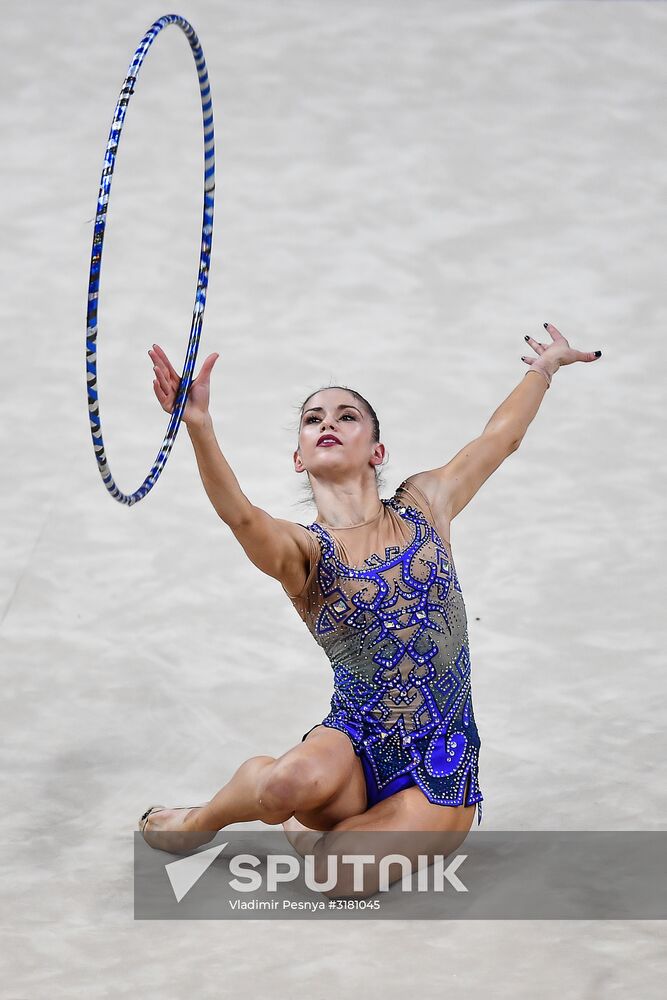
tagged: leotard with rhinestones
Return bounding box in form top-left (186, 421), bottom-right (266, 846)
top-left (283, 477), bottom-right (484, 825)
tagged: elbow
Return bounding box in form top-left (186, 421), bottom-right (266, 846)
top-left (220, 502), bottom-right (255, 531)
top-left (225, 510), bottom-right (254, 532)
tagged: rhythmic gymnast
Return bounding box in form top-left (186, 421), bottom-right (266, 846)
top-left (139, 323), bottom-right (602, 861)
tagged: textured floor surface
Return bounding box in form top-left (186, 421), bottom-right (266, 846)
top-left (1, 0), bottom-right (665, 996)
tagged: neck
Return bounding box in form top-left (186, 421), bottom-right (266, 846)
top-left (312, 479), bottom-right (383, 528)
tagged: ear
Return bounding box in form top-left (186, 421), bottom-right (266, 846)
top-left (293, 448), bottom-right (306, 473)
top-left (370, 442), bottom-right (386, 467)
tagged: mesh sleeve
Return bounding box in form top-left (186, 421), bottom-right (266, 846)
top-left (394, 477), bottom-right (438, 525)
top-left (394, 477), bottom-right (453, 551)
top-left (281, 525), bottom-right (322, 601)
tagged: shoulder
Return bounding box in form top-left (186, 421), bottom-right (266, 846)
top-left (393, 474), bottom-right (453, 550)
top-left (280, 520), bottom-right (324, 600)
top-left (394, 473), bottom-right (441, 514)
top-left (286, 519), bottom-right (324, 561)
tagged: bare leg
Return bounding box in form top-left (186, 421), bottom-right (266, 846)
top-left (282, 814), bottom-right (327, 856)
top-left (193, 755), bottom-right (294, 830)
top-left (191, 729), bottom-right (366, 834)
top-left (141, 755), bottom-right (291, 851)
top-left (283, 783), bottom-right (477, 899)
top-left (141, 728), bottom-right (366, 853)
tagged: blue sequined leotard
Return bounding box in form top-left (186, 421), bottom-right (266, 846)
top-left (283, 477), bottom-right (484, 825)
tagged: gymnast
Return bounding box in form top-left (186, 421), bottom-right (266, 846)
top-left (139, 324), bottom-right (602, 871)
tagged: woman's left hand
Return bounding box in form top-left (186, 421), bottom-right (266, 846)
top-left (522, 323), bottom-right (602, 376)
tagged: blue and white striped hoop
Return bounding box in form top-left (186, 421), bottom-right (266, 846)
top-left (86, 15), bottom-right (215, 505)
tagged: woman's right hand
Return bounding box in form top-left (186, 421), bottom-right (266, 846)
top-left (148, 343), bottom-right (220, 427)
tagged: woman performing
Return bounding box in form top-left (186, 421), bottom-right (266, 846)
top-left (139, 323), bottom-right (602, 867)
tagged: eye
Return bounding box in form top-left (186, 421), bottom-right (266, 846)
top-left (304, 412), bottom-right (356, 424)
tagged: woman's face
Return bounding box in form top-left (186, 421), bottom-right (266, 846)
top-left (294, 388), bottom-right (383, 479)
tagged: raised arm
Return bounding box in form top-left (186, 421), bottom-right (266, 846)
top-left (407, 322), bottom-right (602, 520)
top-left (149, 344), bottom-right (311, 595)
top-left (187, 417), bottom-right (311, 594)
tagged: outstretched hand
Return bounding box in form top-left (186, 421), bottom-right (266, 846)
top-left (522, 323), bottom-right (602, 376)
top-left (148, 343), bottom-right (220, 427)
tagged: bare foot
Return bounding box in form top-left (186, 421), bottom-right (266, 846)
top-left (138, 806), bottom-right (216, 854)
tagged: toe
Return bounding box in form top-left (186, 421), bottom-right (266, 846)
top-left (138, 804), bottom-right (165, 832)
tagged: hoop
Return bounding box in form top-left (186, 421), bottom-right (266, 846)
top-left (86, 15), bottom-right (215, 505)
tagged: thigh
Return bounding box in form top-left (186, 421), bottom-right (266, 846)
top-left (331, 783), bottom-right (477, 835)
top-left (315, 784), bottom-right (477, 897)
top-left (287, 725), bottom-right (368, 831)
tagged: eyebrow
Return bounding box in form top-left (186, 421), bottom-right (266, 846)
top-left (302, 404), bottom-right (363, 418)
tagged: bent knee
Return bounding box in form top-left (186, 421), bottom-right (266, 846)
top-left (258, 758), bottom-right (335, 813)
